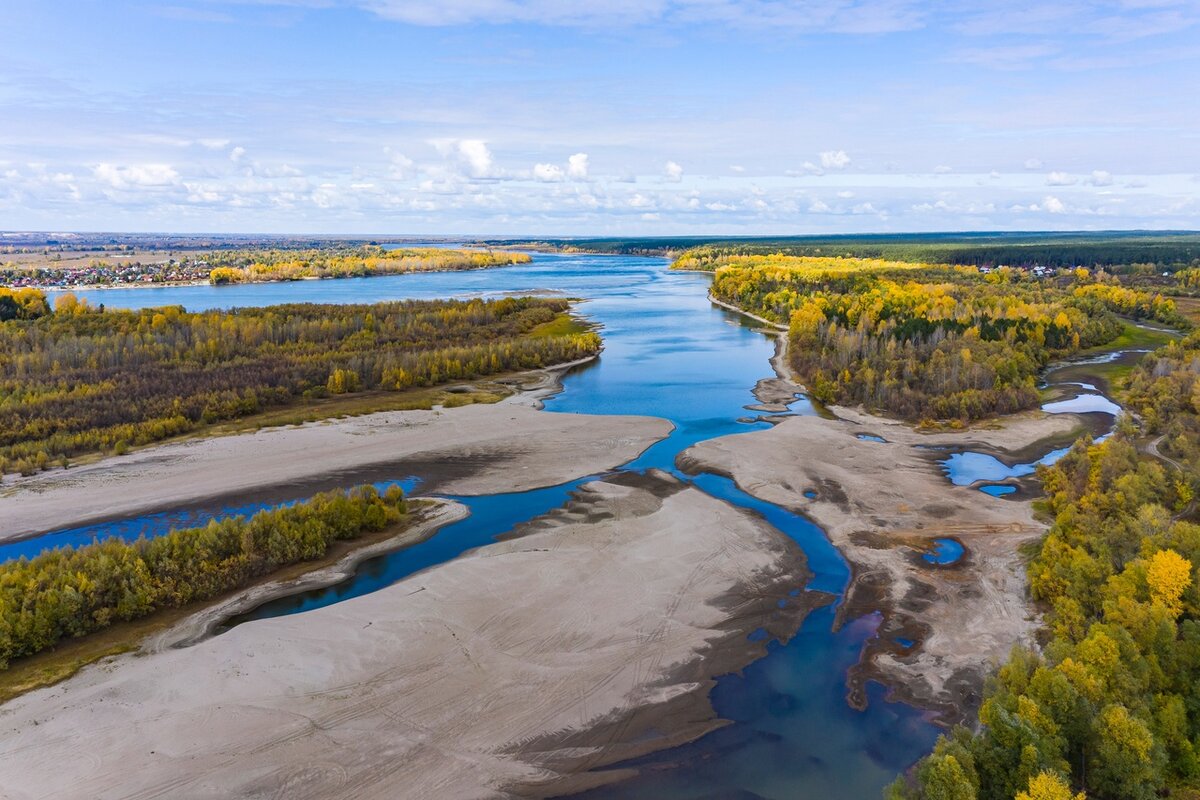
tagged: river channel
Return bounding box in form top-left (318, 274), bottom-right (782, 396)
top-left (24, 252), bottom-right (954, 797)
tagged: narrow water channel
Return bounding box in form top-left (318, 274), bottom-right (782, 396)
top-left (29, 253), bottom-right (945, 797)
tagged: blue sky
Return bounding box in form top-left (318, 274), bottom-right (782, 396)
top-left (1, 1), bottom-right (1197, 235)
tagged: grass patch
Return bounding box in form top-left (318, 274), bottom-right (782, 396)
top-left (528, 311), bottom-right (591, 338)
top-left (1082, 320), bottom-right (1179, 354)
top-left (0, 503), bottom-right (435, 704)
top-left (1173, 297), bottom-right (1200, 327)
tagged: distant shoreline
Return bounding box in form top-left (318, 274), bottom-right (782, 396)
top-left (9, 261), bottom-right (524, 294)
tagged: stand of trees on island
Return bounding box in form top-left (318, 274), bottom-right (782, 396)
top-left (205, 246), bottom-right (530, 284)
top-left (0, 485), bottom-right (408, 668)
top-left (0, 289), bottom-right (599, 475)
top-left (890, 331), bottom-right (1200, 800)
top-left (675, 252), bottom-right (1181, 423)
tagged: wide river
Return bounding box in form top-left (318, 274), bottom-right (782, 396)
top-left (47, 252), bottom-right (940, 797)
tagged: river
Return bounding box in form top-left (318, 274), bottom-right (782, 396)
top-left (41, 252), bottom-right (943, 797)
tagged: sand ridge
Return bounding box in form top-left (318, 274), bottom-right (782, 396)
top-left (0, 400), bottom-right (673, 542)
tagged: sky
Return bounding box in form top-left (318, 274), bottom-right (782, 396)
top-left (0, 0), bottom-right (1198, 235)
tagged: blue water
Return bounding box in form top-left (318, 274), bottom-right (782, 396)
top-left (36, 252), bottom-right (937, 797)
top-left (857, 434), bottom-right (887, 443)
top-left (1042, 393), bottom-right (1121, 416)
top-left (0, 478), bottom-right (422, 563)
top-left (940, 447), bottom-right (1070, 486)
top-left (979, 484), bottom-right (1018, 497)
top-left (923, 539), bottom-right (965, 565)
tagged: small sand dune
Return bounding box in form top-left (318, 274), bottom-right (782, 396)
top-left (679, 408), bottom-right (1087, 722)
top-left (0, 471), bottom-right (813, 800)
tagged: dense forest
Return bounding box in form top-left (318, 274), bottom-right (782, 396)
top-left (508, 233), bottom-right (1200, 270)
top-left (205, 245), bottom-right (529, 284)
top-left (0, 292), bottom-right (600, 474)
top-left (889, 332), bottom-right (1200, 800)
top-left (686, 254), bottom-right (1180, 422)
top-left (0, 484), bottom-right (408, 668)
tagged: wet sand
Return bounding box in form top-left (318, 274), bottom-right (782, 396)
top-left (0, 472), bottom-right (817, 799)
top-left (0, 399), bottom-right (672, 542)
top-left (679, 407), bottom-right (1088, 723)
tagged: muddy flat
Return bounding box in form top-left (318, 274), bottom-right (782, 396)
top-left (679, 408), bottom-right (1086, 720)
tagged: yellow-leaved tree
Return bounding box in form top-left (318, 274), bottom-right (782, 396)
top-left (1146, 549), bottom-right (1192, 619)
top-left (1015, 771), bottom-right (1085, 800)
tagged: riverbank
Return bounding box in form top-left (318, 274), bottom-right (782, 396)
top-left (678, 407), bottom-right (1088, 723)
top-left (0, 499), bottom-right (465, 703)
top-left (0, 389), bottom-right (671, 542)
top-left (0, 471), bottom-right (821, 799)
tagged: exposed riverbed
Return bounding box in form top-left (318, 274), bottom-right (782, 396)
top-left (4, 252), bottom-right (1115, 797)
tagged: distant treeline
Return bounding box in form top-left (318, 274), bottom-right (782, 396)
top-left (0, 484), bottom-right (408, 668)
top-left (506, 233), bottom-right (1200, 269)
top-left (890, 332), bottom-right (1200, 800)
top-left (0, 292), bottom-right (600, 474)
top-left (206, 246), bottom-right (530, 284)
top-left (689, 254), bottom-right (1181, 422)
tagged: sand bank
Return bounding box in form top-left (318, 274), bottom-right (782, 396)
top-left (0, 471), bottom-right (816, 799)
top-left (0, 400), bottom-right (671, 542)
top-left (679, 408), bottom-right (1087, 723)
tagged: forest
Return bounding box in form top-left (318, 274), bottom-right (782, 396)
top-left (0, 484), bottom-right (408, 668)
top-left (685, 254), bottom-right (1180, 422)
top-left (204, 245), bottom-right (529, 284)
top-left (0, 292), bottom-right (600, 474)
top-left (889, 331), bottom-right (1200, 800)
top-left (512, 233), bottom-right (1200, 269)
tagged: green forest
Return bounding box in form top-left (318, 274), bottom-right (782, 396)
top-left (205, 245), bottom-right (530, 284)
top-left (0, 291), bottom-right (600, 474)
top-left (889, 331), bottom-right (1200, 800)
top-left (0, 484), bottom-right (408, 668)
top-left (679, 253), bottom-right (1180, 422)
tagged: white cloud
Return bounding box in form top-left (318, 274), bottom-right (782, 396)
top-left (934, 165), bottom-right (953, 174)
top-left (432, 138), bottom-right (496, 178)
top-left (197, 138), bottom-right (231, 150)
top-left (93, 163), bottom-right (180, 189)
top-left (1043, 195), bottom-right (1066, 214)
top-left (567, 153), bottom-right (589, 179)
top-left (457, 139), bottom-right (494, 177)
top-left (628, 192), bottom-right (653, 208)
top-left (1089, 170), bottom-right (1114, 186)
top-left (532, 162), bottom-right (566, 181)
top-left (664, 160), bottom-right (684, 182)
top-left (1024, 158), bottom-right (1044, 170)
top-left (229, 146), bottom-right (246, 163)
top-left (338, 0), bottom-right (925, 32)
top-left (705, 202), bottom-right (736, 211)
top-left (1046, 171), bottom-right (1077, 186)
top-left (384, 148), bottom-right (415, 179)
top-left (808, 199), bottom-right (831, 213)
top-left (729, 164), bottom-right (745, 173)
top-left (820, 150), bottom-right (851, 170)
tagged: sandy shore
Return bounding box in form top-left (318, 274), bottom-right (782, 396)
top-left (679, 407), bottom-right (1088, 722)
top-left (0, 471), bottom-right (816, 799)
top-left (0, 396), bottom-right (671, 542)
